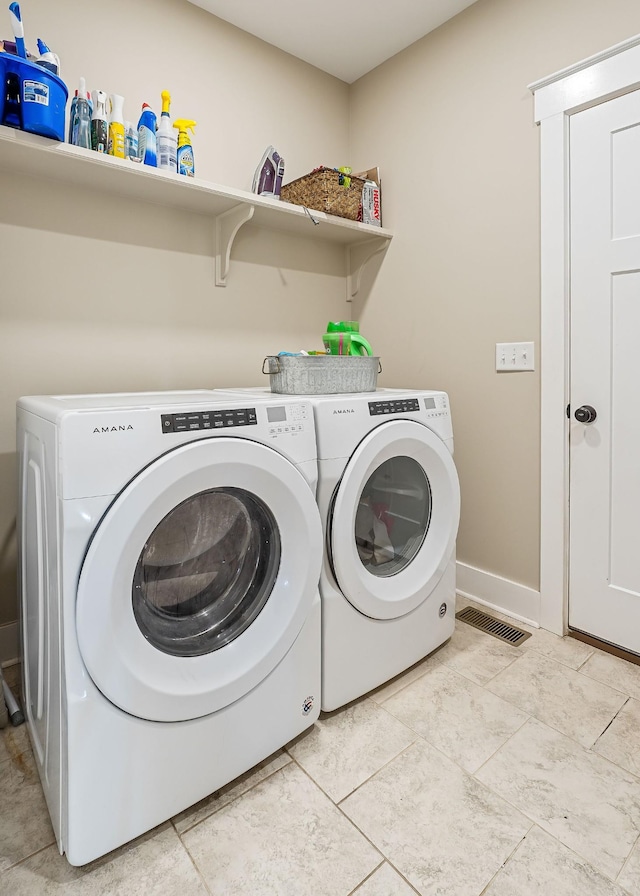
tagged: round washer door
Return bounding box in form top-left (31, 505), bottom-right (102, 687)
top-left (330, 419), bottom-right (460, 620)
top-left (76, 437), bottom-right (322, 723)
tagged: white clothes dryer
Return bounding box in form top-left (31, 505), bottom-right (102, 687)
top-left (217, 388), bottom-right (461, 712)
top-left (17, 390), bottom-right (322, 865)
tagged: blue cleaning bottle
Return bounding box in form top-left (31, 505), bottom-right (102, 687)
top-left (137, 102), bottom-right (157, 167)
top-left (71, 77), bottom-right (91, 150)
top-left (68, 89), bottom-right (77, 143)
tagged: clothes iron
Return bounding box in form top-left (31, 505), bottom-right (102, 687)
top-left (252, 145), bottom-right (285, 198)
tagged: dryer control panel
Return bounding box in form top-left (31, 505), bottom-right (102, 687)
top-left (266, 402), bottom-right (310, 436)
top-left (368, 394), bottom-right (450, 419)
top-left (422, 394), bottom-right (450, 418)
top-left (369, 398), bottom-right (420, 415)
top-left (161, 407), bottom-right (257, 433)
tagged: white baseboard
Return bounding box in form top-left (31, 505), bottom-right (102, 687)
top-left (0, 622), bottom-right (19, 666)
top-left (456, 561), bottom-right (541, 629)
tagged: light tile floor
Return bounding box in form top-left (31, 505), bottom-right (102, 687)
top-left (3, 597), bottom-right (640, 894)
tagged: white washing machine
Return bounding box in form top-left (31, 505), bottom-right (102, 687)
top-left (217, 388), bottom-right (461, 711)
top-left (17, 390), bottom-right (322, 865)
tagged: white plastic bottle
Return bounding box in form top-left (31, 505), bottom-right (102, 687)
top-left (156, 89), bottom-right (177, 172)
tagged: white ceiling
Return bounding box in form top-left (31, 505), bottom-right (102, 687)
top-left (188, 0), bottom-right (479, 83)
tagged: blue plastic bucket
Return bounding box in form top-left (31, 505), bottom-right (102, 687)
top-left (0, 53), bottom-right (68, 141)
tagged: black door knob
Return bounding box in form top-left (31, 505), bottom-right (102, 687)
top-left (574, 405), bottom-right (597, 424)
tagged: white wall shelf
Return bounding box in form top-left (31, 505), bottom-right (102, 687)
top-left (0, 126), bottom-right (392, 295)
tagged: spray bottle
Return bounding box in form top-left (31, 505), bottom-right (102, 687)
top-left (71, 77), bottom-right (91, 150)
top-left (67, 89), bottom-right (77, 143)
top-left (108, 94), bottom-right (125, 158)
top-left (124, 120), bottom-right (138, 161)
top-left (173, 119), bottom-right (196, 177)
top-left (156, 90), bottom-right (177, 172)
top-left (137, 102), bottom-right (157, 167)
top-left (90, 90), bottom-right (108, 153)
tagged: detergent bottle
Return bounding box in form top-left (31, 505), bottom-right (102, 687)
top-left (137, 102), bottom-right (157, 167)
top-left (156, 90), bottom-right (177, 171)
top-left (173, 119), bottom-right (196, 177)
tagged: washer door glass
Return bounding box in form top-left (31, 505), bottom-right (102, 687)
top-left (355, 456), bottom-right (431, 577)
top-left (75, 437), bottom-right (322, 722)
top-left (133, 487), bottom-right (280, 657)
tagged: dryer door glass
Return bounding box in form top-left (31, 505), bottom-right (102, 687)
top-left (330, 419), bottom-right (460, 620)
top-left (132, 487), bottom-right (281, 657)
top-left (355, 456), bottom-right (431, 577)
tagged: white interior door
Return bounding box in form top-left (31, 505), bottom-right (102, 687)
top-left (569, 89), bottom-right (640, 654)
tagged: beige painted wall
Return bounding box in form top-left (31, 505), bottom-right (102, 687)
top-left (3, 0), bottom-right (639, 631)
top-left (349, 0), bottom-right (640, 591)
top-left (0, 0), bottom-right (351, 625)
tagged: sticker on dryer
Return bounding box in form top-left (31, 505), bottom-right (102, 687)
top-left (23, 80), bottom-right (49, 105)
top-left (302, 695), bottom-right (315, 716)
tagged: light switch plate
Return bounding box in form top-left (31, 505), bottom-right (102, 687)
top-left (496, 342), bottom-right (535, 371)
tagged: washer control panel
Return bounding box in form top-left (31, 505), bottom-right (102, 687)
top-left (161, 407), bottom-right (257, 433)
top-left (369, 398), bottom-right (420, 416)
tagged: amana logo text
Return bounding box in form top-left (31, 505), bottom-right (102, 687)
top-left (332, 408), bottom-right (355, 415)
top-left (93, 425), bottom-right (134, 433)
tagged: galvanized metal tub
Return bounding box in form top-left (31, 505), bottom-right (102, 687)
top-left (262, 355), bottom-right (381, 394)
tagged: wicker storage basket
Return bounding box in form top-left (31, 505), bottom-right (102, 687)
top-left (263, 355), bottom-right (381, 394)
top-left (280, 167), bottom-right (366, 221)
